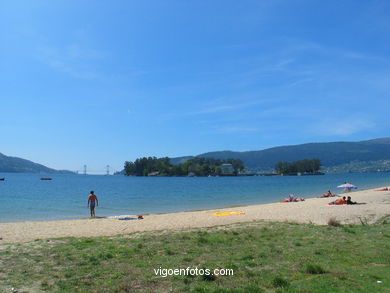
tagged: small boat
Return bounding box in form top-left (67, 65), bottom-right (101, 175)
top-left (0, 178), bottom-right (5, 181)
top-left (40, 177), bottom-right (53, 180)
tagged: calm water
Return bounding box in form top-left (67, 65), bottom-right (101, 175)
top-left (1, 172), bottom-right (390, 222)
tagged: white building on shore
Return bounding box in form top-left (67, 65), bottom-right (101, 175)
top-left (220, 163), bottom-right (234, 175)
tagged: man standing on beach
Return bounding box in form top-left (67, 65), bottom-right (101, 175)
top-left (88, 191), bottom-right (98, 217)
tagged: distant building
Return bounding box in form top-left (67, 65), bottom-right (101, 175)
top-left (148, 171), bottom-right (159, 176)
top-left (220, 163), bottom-right (234, 175)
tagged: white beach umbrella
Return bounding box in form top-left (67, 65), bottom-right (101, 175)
top-left (337, 183), bottom-right (357, 189)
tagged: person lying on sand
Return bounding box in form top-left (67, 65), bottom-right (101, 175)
top-left (328, 196), bottom-right (346, 205)
top-left (375, 187), bottom-right (389, 191)
top-left (281, 194), bottom-right (305, 202)
top-left (346, 196), bottom-right (357, 205)
top-left (320, 190), bottom-right (337, 198)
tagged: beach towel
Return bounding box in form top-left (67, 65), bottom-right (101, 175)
top-left (109, 215), bottom-right (143, 220)
top-left (375, 187), bottom-right (389, 191)
top-left (211, 211), bottom-right (245, 216)
top-left (118, 217), bottom-right (138, 221)
top-left (281, 198), bottom-right (305, 202)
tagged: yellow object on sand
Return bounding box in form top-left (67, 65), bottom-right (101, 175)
top-left (212, 211), bottom-right (245, 216)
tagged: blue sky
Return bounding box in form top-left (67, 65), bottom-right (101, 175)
top-left (1, 0), bottom-right (389, 173)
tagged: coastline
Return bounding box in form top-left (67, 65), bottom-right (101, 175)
top-left (0, 186), bottom-right (389, 244)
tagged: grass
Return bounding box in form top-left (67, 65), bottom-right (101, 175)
top-left (304, 263), bottom-right (327, 274)
top-left (0, 220), bottom-right (389, 292)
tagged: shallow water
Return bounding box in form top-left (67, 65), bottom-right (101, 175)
top-left (0, 172), bottom-right (389, 222)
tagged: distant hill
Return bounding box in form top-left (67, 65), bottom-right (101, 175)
top-left (0, 152), bottom-right (72, 173)
top-left (171, 138), bottom-right (390, 172)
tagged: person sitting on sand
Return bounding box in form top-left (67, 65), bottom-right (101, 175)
top-left (329, 196), bottom-right (346, 205)
top-left (346, 196), bottom-right (356, 205)
top-left (281, 194), bottom-right (304, 202)
top-left (321, 190), bottom-right (336, 198)
top-left (87, 191), bottom-right (99, 217)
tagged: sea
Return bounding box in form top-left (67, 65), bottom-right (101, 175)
top-left (1, 172), bottom-right (390, 222)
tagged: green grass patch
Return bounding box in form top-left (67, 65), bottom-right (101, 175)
top-left (304, 263), bottom-right (327, 274)
top-left (0, 221), bottom-right (389, 292)
top-left (271, 276), bottom-right (290, 288)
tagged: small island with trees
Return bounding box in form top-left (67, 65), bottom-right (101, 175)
top-left (121, 157), bottom-right (323, 177)
top-left (275, 159), bottom-right (323, 175)
top-left (123, 157), bottom-right (244, 176)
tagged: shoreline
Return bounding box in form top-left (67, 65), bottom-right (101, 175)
top-left (0, 186), bottom-right (389, 244)
top-left (0, 183), bottom-right (384, 224)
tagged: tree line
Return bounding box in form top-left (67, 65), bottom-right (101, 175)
top-left (275, 159), bottom-right (321, 175)
top-left (124, 157), bottom-right (244, 176)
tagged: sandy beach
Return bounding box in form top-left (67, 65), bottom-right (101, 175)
top-left (0, 187), bottom-right (389, 244)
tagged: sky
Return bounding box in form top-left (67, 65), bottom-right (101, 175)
top-left (1, 0), bottom-right (389, 173)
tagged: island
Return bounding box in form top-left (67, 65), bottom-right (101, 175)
top-left (123, 157), bottom-right (244, 176)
